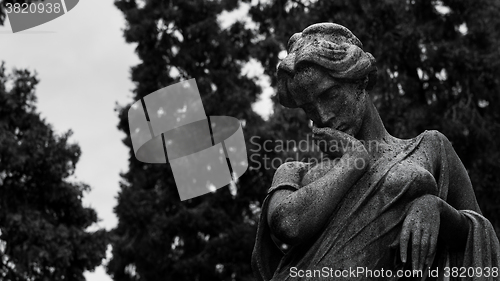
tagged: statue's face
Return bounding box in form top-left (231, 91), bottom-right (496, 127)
top-left (288, 65), bottom-right (367, 137)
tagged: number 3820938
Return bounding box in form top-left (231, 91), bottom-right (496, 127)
top-left (6, 2), bottom-right (62, 14)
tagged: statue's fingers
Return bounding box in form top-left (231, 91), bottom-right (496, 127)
top-left (312, 126), bottom-right (331, 136)
top-left (313, 130), bottom-right (333, 145)
top-left (426, 232), bottom-right (438, 268)
top-left (412, 227), bottom-right (422, 271)
top-left (400, 222), bottom-right (411, 263)
top-left (312, 129), bottom-right (325, 142)
top-left (419, 230), bottom-right (430, 271)
top-left (328, 140), bottom-right (341, 155)
top-left (311, 125), bottom-right (321, 133)
top-left (313, 125), bottom-right (343, 136)
top-left (313, 127), bottom-right (354, 150)
top-left (312, 129), bottom-right (326, 140)
top-left (313, 134), bottom-right (328, 150)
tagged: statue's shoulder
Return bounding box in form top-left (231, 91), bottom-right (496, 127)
top-left (419, 130), bottom-right (453, 147)
top-left (414, 130), bottom-right (457, 170)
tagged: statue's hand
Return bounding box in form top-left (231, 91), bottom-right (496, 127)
top-left (400, 195), bottom-right (440, 271)
top-left (312, 126), bottom-right (368, 160)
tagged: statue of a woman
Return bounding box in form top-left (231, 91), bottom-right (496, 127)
top-left (252, 23), bottom-right (500, 280)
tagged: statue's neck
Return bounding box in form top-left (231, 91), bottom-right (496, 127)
top-left (356, 101), bottom-right (399, 157)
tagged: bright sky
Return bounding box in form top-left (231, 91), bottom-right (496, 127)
top-left (0, 1), bottom-right (271, 280)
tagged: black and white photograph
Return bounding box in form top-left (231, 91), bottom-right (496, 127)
top-left (1, 0), bottom-right (499, 280)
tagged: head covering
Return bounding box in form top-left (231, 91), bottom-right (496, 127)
top-left (277, 23), bottom-right (377, 108)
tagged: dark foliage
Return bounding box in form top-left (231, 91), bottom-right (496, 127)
top-left (0, 63), bottom-right (108, 280)
top-left (109, 0), bottom-right (266, 280)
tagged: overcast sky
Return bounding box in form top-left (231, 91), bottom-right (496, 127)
top-left (0, 1), bottom-right (271, 280)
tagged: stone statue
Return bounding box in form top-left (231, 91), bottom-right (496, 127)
top-left (252, 23), bottom-right (500, 280)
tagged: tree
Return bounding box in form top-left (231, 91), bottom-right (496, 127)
top-left (0, 0), bottom-right (29, 25)
top-left (0, 63), bottom-right (108, 281)
top-left (109, 1), bottom-right (268, 280)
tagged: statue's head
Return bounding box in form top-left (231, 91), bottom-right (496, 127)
top-left (276, 23), bottom-right (378, 136)
top-left (277, 23), bottom-right (377, 109)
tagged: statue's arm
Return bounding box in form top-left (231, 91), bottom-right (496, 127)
top-left (435, 132), bottom-right (481, 242)
top-left (266, 150), bottom-right (369, 246)
top-left (400, 131), bottom-right (482, 270)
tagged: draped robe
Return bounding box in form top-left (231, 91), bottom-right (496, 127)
top-left (252, 130), bottom-right (500, 280)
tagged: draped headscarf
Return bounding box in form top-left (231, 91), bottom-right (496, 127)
top-left (277, 23), bottom-right (378, 108)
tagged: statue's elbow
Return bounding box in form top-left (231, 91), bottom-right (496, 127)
top-left (269, 210), bottom-right (304, 245)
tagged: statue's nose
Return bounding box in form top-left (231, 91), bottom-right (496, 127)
top-left (277, 53), bottom-right (296, 73)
